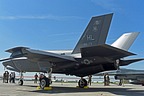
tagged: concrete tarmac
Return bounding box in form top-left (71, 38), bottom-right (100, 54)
top-left (0, 80), bottom-right (144, 96)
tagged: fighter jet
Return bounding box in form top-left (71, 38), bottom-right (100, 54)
top-left (0, 13), bottom-right (143, 88)
top-left (96, 68), bottom-right (144, 86)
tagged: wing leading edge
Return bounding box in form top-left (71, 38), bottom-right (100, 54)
top-left (5, 47), bottom-right (76, 63)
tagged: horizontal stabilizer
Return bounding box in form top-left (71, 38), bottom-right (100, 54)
top-left (111, 32), bottom-right (139, 51)
top-left (81, 44), bottom-right (135, 59)
top-left (120, 58), bottom-right (144, 66)
top-left (6, 47), bottom-right (29, 53)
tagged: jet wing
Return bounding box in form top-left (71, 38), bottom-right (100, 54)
top-left (6, 47), bottom-right (76, 63)
top-left (81, 44), bottom-right (135, 59)
top-left (26, 49), bottom-right (76, 62)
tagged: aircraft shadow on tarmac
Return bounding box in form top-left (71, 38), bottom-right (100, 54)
top-left (19, 85), bottom-right (144, 96)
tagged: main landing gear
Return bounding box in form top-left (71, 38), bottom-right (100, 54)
top-left (39, 68), bottom-right (52, 89)
top-left (39, 74), bottom-right (51, 89)
top-left (78, 77), bottom-right (88, 88)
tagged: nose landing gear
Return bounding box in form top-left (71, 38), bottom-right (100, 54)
top-left (18, 72), bottom-right (24, 86)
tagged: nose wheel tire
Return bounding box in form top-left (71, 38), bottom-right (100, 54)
top-left (78, 79), bottom-right (88, 88)
top-left (18, 79), bottom-right (23, 86)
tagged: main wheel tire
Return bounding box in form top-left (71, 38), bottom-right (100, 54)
top-left (78, 79), bottom-right (88, 88)
top-left (40, 78), bottom-right (50, 89)
top-left (18, 79), bottom-right (23, 86)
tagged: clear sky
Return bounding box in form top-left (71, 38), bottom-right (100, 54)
top-left (0, 0), bottom-right (144, 75)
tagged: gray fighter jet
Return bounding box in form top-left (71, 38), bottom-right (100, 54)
top-left (0, 13), bottom-right (143, 88)
top-left (96, 68), bottom-right (144, 86)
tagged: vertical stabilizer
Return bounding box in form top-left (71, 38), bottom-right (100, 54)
top-left (72, 13), bottom-right (113, 54)
top-left (111, 32), bottom-right (139, 51)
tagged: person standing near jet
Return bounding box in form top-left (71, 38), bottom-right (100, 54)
top-left (88, 75), bottom-right (92, 86)
top-left (11, 72), bottom-right (15, 83)
top-left (106, 74), bottom-right (110, 86)
top-left (119, 79), bottom-right (123, 86)
top-left (104, 73), bottom-right (110, 86)
top-left (34, 73), bottom-right (38, 83)
top-left (3, 72), bottom-right (6, 83)
top-left (104, 73), bottom-right (107, 86)
top-left (9, 73), bottom-right (12, 83)
top-left (5, 71), bottom-right (9, 83)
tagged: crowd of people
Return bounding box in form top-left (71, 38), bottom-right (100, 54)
top-left (88, 74), bottom-right (110, 86)
top-left (3, 71), bottom-right (15, 83)
top-left (2, 71), bottom-right (123, 87)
